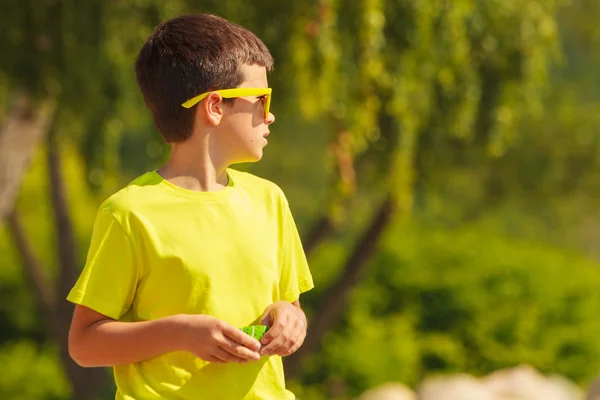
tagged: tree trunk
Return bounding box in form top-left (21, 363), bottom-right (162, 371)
top-left (0, 91), bottom-right (110, 398)
top-left (302, 216), bottom-right (335, 258)
top-left (301, 129), bottom-right (357, 258)
top-left (0, 91), bottom-right (56, 222)
top-left (6, 211), bottom-right (58, 338)
top-left (6, 163), bottom-right (109, 400)
top-left (47, 129), bottom-right (110, 400)
top-left (285, 194), bottom-right (397, 380)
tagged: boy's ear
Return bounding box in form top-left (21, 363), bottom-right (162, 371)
top-left (202, 92), bottom-right (224, 126)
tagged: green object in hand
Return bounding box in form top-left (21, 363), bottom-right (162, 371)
top-left (240, 325), bottom-right (269, 341)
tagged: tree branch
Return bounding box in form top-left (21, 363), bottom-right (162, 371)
top-left (6, 210), bottom-right (58, 336)
top-left (46, 128), bottom-right (110, 400)
top-left (285, 194), bottom-right (397, 379)
top-left (302, 128), bottom-right (357, 258)
top-left (302, 216), bottom-right (335, 258)
top-left (47, 129), bottom-right (79, 302)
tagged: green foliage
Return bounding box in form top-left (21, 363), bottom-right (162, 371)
top-left (2, 0), bottom-right (600, 399)
top-left (0, 341), bottom-right (70, 400)
top-left (296, 222), bottom-right (600, 398)
top-left (286, 0), bottom-right (564, 218)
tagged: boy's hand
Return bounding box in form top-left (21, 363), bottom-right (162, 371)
top-left (258, 301), bottom-right (307, 357)
top-left (179, 314), bottom-right (261, 364)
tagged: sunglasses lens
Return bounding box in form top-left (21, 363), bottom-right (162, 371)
top-left (265, 94), bottom-right (271, 119)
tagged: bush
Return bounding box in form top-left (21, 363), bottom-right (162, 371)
top-left (298, 222), bottom-right (600, 398)
top-left (0, 340), bottom-right (70, 399)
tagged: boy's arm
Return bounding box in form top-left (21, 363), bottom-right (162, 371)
top-left (68, 304), bottom-right (262, 367)
top-left (258, 299), bottom-right (307, 357)
top-left (259, 190), bottom-right (314, 357)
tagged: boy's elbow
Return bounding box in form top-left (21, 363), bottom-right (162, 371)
top-left (68, 304), bottom-right (111, 367)
top-left (68, 328), bottom-right (95, 367)
top-left (68, 336), bottom-right (89, 367)
top-left (70, 353), bottom-right (92, 368)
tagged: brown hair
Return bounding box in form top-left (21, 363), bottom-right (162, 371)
top-left (135, 14), bottom-right (274, 143)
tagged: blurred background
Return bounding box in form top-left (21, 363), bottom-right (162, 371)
top-left (2, 0), bottom-right (600, 399)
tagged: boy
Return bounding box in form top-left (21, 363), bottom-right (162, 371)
top-left (67, 14), bottom-right (314, 400)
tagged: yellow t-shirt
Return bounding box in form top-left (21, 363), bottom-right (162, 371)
top-left (67, 168), bottom-right (314, 400)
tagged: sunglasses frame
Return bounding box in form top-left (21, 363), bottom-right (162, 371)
top-left (181, 88), bottom-right (272, 119)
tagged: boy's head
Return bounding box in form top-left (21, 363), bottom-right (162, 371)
top-left (135, 14), bottom-right (274, 151)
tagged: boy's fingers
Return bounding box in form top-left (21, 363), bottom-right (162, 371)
top-left (206, 353), bottom-right (227, 364)
top-left (281, 323), bottom-right (306, 356)
top-left (222, 325), bottom-right (261, 351)
top-left (281, 341), bottom-right (302, 357)
top-left (261, 320), bottom-right (304, 356)
top-left (294, 320), bottom-right (307, 342)
top-left (258, 308), bottom-right (273, 327)
top-left (213, 347), bottom-right (246, 363)
top-left (260, 327), bottom-right (290, 355)
top-left (259, 337), bottom-right (283, 356)
top-left (220, 337), bottom-right (260, 361)
top-left (260, 317), bottom-right (286, 345)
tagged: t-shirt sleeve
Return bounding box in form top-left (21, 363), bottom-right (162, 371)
top-left (66, 207), bottom-right (140, 320)
top-left (278, 195), bottom-right (314, 303)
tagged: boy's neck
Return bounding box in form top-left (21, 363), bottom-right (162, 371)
top-left (157, 140), bottom-right (230, 193)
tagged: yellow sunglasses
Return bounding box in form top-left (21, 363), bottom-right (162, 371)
top-left (181, 88), bottom-right (272, 119)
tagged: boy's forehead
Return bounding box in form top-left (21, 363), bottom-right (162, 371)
top-left (239, 64), bottom-right (269, 88)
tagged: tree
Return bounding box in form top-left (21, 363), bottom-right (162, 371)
top-left (280, 0), bottom-right (563, 377)
top-left (1, 0), bottom-right (599, 398)
top-left (0, 1), bottom-right (129, 398)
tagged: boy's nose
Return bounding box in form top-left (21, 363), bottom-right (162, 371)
top-left (266, 112), bottom-right (275, 125)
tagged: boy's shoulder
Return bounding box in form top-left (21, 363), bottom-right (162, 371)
top-left (97, 171), bottom-right (161, 216)
top-left (99, 169), bottom-right (289, 215)
top-left (228, 168), bottom-right (293, 208)
top-left (228, 168), bottom-right (285, 196)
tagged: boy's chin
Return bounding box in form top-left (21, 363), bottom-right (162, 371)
top-left (231, 151), bottom-right (264, 165)
top-left (248, 152), bottom-right (264, 162)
